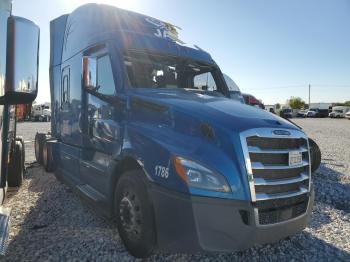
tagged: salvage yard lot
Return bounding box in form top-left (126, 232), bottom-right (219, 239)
top-left (1, 119), bottom-right (349, 261)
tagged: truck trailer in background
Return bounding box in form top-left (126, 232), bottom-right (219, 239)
top-left (35, 4), bottom-right (315, 258)
top-left (0, 0), bottom-right (39, 253)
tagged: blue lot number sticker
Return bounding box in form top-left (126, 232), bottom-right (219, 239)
top-left (155, 165), bottom-right (169, 179)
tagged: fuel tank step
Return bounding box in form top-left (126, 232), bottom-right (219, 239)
top-left (0, 207), bottom-right (11, 255)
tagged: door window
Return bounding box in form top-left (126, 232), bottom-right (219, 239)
top-left (96, 55), bottom-right (115, 95)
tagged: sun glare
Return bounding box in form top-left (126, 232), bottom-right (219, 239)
top-left (69, 0), bottom-right (138, 11)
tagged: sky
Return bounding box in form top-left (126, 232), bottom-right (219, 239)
top-left (12, 0), bottom-right (350, 105)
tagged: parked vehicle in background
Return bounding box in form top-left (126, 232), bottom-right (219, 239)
top-left (242, 93), bottom-right (265, 109)
top-left (223, 74), bottom-right (245, 104)
top-left (32, 102), bottom-right (51, 121)
top-left (0, 0), bottom-right (39, 253)
top-left (307, 103), bottom-right (331, 118)
top-left (306, 109), bottom-right (316, 118)
top-left (280, 108), bottom-right (293, 118)
top-left (35, 4), bottom-right (314, 258)
top-left (345, 111), bottom-right (350, 120)
top-left (297, 110), bottom-right (307, 118)
top-left (329, 106), bottom-right (350, 118)
top-left (306, 108), bottom-right (329, 118)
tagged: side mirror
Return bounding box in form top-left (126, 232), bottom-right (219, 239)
top-left (82, 56), bottom-right (97, 91)
top-left (2, 16), bottom-right (39, 104)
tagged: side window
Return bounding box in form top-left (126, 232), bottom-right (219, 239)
top-left (223, 74), bottom-right (239, 91)
top-left (193, 72), bottom-right (217, 91)
top-left (96, 55), bottom-right (115, 95)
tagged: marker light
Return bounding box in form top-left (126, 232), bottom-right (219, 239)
top-left (174, 157), bottom-right (231, 193)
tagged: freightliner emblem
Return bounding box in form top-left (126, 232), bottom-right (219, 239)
top-left (273, 130), bottom-right (291, 136)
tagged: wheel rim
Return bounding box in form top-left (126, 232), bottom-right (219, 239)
top-left (119, 190), bottom-right (142, 241)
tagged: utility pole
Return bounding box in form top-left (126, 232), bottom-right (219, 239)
top-left (308, 84), bottom-right (311, 108)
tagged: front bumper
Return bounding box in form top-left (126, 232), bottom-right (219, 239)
top-left (149, 184), bottom-right (314, 253)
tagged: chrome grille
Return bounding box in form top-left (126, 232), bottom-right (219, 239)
top-left (240, 128), bottom-right (311, 225)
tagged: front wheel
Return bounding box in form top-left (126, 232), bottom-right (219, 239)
top-left (309, 138), bottom-right (321, 173)
top-left (115, 170), bottom-right (156, 258)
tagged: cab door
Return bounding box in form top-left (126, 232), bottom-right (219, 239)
top-left (58, 65), bottom-right (81, 185)
top-left (80, 46), bottom-right (122, 197)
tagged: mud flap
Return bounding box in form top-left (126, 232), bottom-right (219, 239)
top-left (0, 207), bottom-right (10, 255)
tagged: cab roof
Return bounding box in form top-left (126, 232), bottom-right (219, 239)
top-left (52, 4), bottom-right (213, 65)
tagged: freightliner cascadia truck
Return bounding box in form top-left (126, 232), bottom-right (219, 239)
top-left (0, 0), bottom-right (39, 252)
top-left (35, 4), bottom-right (315, 258)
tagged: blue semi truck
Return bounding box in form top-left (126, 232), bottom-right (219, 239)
top-left (35, 4), bottom-right (315, 258)
top-left (0, 0), bottom-right (39, 252)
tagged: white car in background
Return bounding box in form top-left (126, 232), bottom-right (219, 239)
top-left (306, 109), bottom-right (317, 117)
top-left (345, 111), bottom-right (350, 120)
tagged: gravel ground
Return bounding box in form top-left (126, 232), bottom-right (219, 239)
top-left (1, 119), bottom-right (349, 261)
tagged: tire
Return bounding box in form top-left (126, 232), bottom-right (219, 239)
top-left (309, 138), bottom-right (321, 173)
top-left (115, 170), bottom-right (156, 258)
top-left (7, 141), bottom-right (24, 187)
top-left (16, 137), bottom-right (25, 171)
top-left (43, 140), bottom-right (54, 172)
top-left (35, 133), bottom-right (46, 165)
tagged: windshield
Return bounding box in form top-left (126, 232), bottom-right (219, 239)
top-left (123, 52), bottom-right (225, 96)
top-left (284, 109), bottom-right (292, 113)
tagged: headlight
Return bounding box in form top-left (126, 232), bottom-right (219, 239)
top-left (173, 156), bottom-right (231, 193)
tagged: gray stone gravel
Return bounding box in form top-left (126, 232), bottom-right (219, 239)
top-left (0, 119), bottom-right (349, 261)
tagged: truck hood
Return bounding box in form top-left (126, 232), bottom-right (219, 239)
top-left (129, 88), bottom-right (299, 133)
